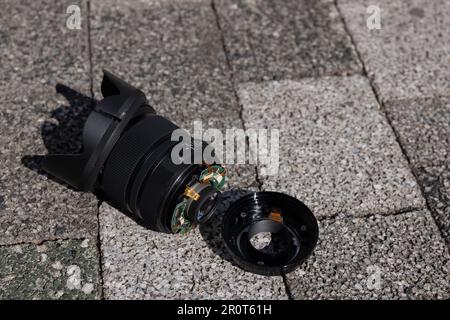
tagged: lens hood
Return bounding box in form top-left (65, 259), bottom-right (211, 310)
top-left (42, 70), bottom-right (151, 191)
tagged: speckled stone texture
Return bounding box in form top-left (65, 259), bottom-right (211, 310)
top-left (1, 0), bottom-right (449, 301)
top-left (214, 0), bottom-right (361, 82)
top-left (99, 191), bottom-right (286, 299)
top-left (415, 165), bottom-right (450, 245)
top-left (384, 97), bottom-right (450, 244)
top-left (0, 0), bottom-right (89, 91)
top-left (90, 0), bottom-right (237, 125)
top-left (0, 239), bottom-right (101, 299)
top-left (0, 0), bottom-right (98, 244)
top-left (285, 210), bottom-right (450, 299)
top-left (239, 76), bottom-right (425, 219)
top-left (90, 0), bottom-right (256, 189)
top-left (384, 96), bottom-right (450, 167)
top-left (337, 0), bottom-right (450, 101)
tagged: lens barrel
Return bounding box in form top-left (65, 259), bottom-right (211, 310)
top-left (100, 114), bottom-right (198, 232)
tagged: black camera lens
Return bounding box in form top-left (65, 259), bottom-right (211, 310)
top-left (42, 70), bottom-right (226, 234)
top-left (41, 71), bottom-right (318, 275)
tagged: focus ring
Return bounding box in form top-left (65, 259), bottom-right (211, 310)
top-left (101, 115), bottom-right (178, 214)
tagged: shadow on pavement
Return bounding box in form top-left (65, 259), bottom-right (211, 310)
top-left (198, 189), bottom-right (252, 269)
top-left (21, 84), bottom-right (96, 190)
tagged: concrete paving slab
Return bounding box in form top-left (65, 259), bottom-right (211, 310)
top-left (90, 0), bottom-right (237, 123)
top-left (337, 0), bottom-right (450, 101)
top-left (0, 89), bottom-right (99, 245)
top-left (239, 76), bottom-right (425, 219)
top-left (0, 0), bottom-right (89, 92)
top-left (384, 96), bottom-right (450, 167)
top-left (99, 191), bottom-right (286, 299)
top-left (386, 96), bottom-right (450, 246)
top-left (214, 0), bottom-right (361, 83)
top-left (285, 210), bottom-right (450, 299)
top-left (0, 239), bottom-right (101, 299)
top-left (415, 165), bottom-right (450, 244)
top-left (0, 0), bottom-right (98, 245)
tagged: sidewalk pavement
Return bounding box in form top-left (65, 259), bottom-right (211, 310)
top-left (0, 0), bottom-right (449, 299)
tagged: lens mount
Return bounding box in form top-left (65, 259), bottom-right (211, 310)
top-left (222, 192), bottom-right (319, 276)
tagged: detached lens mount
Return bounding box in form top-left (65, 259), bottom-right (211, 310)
top-left (222, 192), bottom-right (319, 276)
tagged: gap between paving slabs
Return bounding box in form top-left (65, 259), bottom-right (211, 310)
top-left (414, 165), bottom-right (450, 245)
top-left (384, 96), bottom-right (450, 169)
top-left (383, 97), bottom-right (450, 245)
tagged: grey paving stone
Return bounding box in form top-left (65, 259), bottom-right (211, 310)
top-left (384, 96), bottom-right (450, 167)
top-left (337, 0), bottom-right (450, 101)
top-left (214, 0), bottom-right (361, 83)
top-left (239, 76), bottom-right (425, 219)
top-left (91, 0), bottom-right (237, 124)
top-left (99, 191), bottom-right (286, 299)
top-left (415, 165), bottom-right (450, 245)
top-left (0, 0), bottom-right (89, 92)
top-left (0, 1), bottom-right (98, 245)
top-left (0, 89), bottom-right (99, 245)
top-left (0, 239), bottom-right (101, 299)
top-left (286, 210), bottom-right (450, 299)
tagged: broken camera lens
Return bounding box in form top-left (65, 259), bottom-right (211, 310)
top-left (41, 70), bottom-right (318, 276)
top-left (42, 70), bottom-right (226, 233)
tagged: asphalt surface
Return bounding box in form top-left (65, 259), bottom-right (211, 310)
top-left (0, 0), bottom-right (449, 299)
